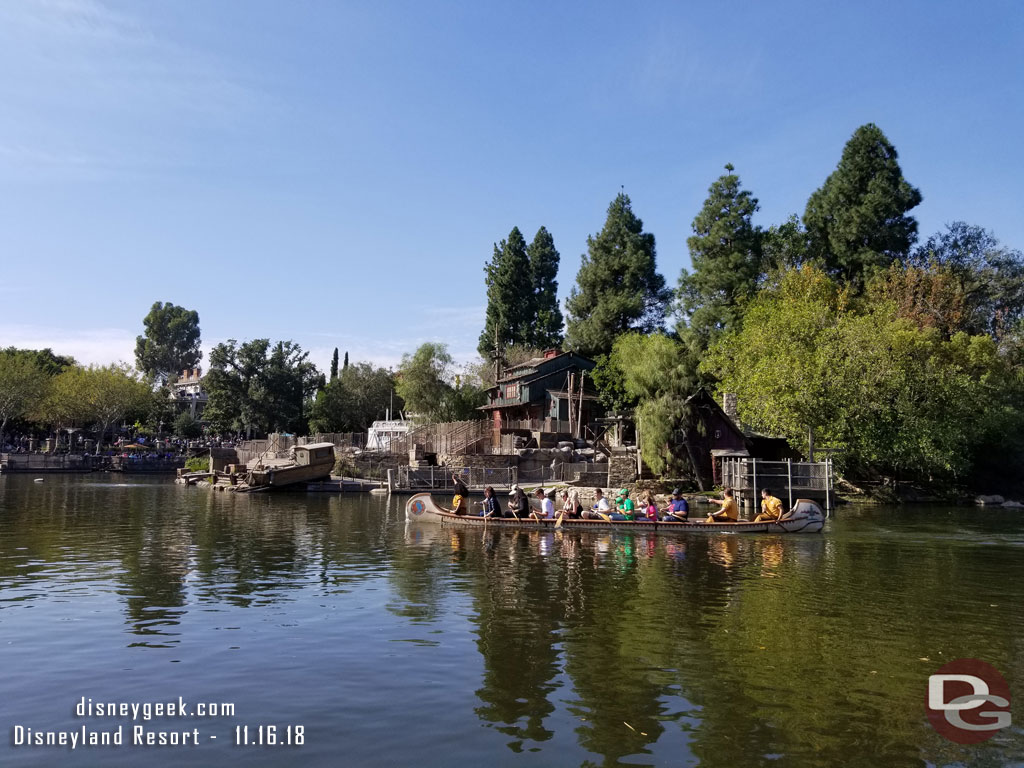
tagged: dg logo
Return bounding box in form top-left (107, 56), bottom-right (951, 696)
top-left (927, 658), bottom-right (1012, 744)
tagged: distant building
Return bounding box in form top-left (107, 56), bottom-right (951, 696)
top-left (681, 388), bottom-right (797, 488)
top-left (170, 368), bottom-right (208, 420)
top-left (480, 349), bottom-right (602, 446)
top-left (366, 418), bottom-right (411, 451)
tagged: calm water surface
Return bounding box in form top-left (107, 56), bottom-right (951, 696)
top-left (1, 475), bottom-right (1022, 767)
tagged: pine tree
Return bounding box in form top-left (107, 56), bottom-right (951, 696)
top-left (565, 193), bottom-right (671, 357)
top-left (677, 164), bottom-right (762, 353)
top-left (478, 227), bottom-right (536, 357)
top-left (804, 123), bottom-right (922, 288)
top-left (527, 226), bottom-right (564, 348)
top-left (343, 351), bottom-right (349, 370)
top-left (330, 348), bottom-right (339, 381)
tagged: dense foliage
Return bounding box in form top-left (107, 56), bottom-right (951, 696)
top-left (309, 362), bottom-right (400, 432)
top-left (479, 228), bottom-right (541, 356)
top-left (203, 339), bottom-right (320, 436)
top-left (527, 226), bottom-right (564, 348)
top-left (702, 266), bottom-right (1022, 481)
top-left (804, 124), bottom-right (923, 288)
top-left (565, 193), bottom-right (671, 357)
top-left (134, 302), bottom-right (202, 380)
top-left (396, 342), bottom-right (485, 423)
top-left (677, 164), bottom-right (762, 355)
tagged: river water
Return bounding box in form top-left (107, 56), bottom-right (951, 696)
top-left (0, 475), bottom-right (1021, 767)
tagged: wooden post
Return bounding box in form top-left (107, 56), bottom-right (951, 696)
top-left (825, 459), bottom-right (831, 514)
top-left (387, 468), bottom-right (394, 493)
top-left (751, 458), bottom-right (757, 514)
top-left (787, 459), bottom-right (793, 510)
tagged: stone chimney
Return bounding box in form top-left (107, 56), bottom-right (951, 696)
top-left (723, 392), bottom-right (739, 423)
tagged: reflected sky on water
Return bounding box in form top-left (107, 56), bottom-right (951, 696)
top-left (1, 475), bottom-right (1022, 767)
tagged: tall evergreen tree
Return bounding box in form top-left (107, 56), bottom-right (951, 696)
top-left (676, 164), bottom-right (762, 353)
top-left (330, 348), bottom-right (339, 381)
top-left (565, 193), bottom-right (670, 357)
top-left (804, 123), bottom-right (922, 288)
top-left (527, 226), bottom-right (564, 348)
top-left (343, 351), bottom-right (349, 369)
top-left (478, 227), bottom-right (536, 357)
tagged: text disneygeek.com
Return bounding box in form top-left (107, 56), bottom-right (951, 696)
top-left (9, 697), bottom-right (305, 750)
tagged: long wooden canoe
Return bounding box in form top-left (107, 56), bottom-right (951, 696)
top-left (404, 493), bottom-right (825, 534)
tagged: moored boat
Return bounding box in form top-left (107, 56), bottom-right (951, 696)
top-left (405, 493), bottom-right (825, 534)
top-left (247, 442), bottom-right (336, 489)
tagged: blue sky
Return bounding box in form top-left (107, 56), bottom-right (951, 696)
top-left (1, 0), bottom-right (1021, 372)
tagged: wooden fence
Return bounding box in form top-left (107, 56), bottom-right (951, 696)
top-left (721, 457), bottom-right (834, 510)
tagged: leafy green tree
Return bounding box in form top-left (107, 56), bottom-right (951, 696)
top-left (909, 222), bottom-right (1024, 338)
top-left (0, 353), bottom-right (49, 448)
top-left (527, 226), bottom-right (564, 348)
top-left (1, 347), bottom-right (75, 377)
top-left (173, 411), bottom-right (202, 439)
top-left (760, 215), bottom-right (812, 274)
top-left (135, 302), bottom-right (202, 380)
top-left (79, 365), bottom-right (153, 452)
top-left (37, 366), bottom-right (91, 448)
top-left (330, 348), bottom-right (339, 381)
top-left (479, 227), bottom-right (536, 356)
top-left (397, 343), bottom-right (484, 423)
top-left (565, 193), bottom-right (671, 357)
top-left (804, 124), bottom-right (922, 288)
top-left (309, 362), bottom-right (401, 432)
top-left (204, 339), bottom-right (319, 436)
top-left (605, 333), bottom-right (701, 481)
top-left (702, 265), bottom-right (1014, 480)
top-left (677, 164), bottom-right (762, 353)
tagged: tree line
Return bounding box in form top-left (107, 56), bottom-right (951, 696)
top-left (477, 123), bottom-right (1024, 489)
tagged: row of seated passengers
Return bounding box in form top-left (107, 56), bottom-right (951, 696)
top-left (449, 475), bottom-right (788, 523)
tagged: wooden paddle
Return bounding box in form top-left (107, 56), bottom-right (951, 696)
top-left (555, 511), bottom-right (565, 529)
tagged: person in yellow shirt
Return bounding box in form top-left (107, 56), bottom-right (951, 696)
top-left (754, 488), bottom-right (785, 522)
top-left (705, 488), bottom-right (739, 523)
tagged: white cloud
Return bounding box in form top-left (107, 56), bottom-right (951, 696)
top-left (0, 324), bottom-right (136, 366)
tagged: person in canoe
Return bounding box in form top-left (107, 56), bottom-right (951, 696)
top-left (507, 485), bottom-right (529, 518)
top-left (560, 489), bottom-right (583, 519)
top-left (451, 472), bottom-right (470, 515)
top-left (662, 488), bottom-right (689, 521)
top-left (609, 488), bottom-right (635, 521)
top-left (705, 488), bottom-right (739, 523)
top-left (530, 488), bottom-right (555, 520)
top-left (583, 488), bottom-right (612, 519)
top-left (754, 488), bottom-right (785, 522)
top-left (479, 486), bottom-right (501, 518)
top-left (639, 490), bottom-right (659, 521)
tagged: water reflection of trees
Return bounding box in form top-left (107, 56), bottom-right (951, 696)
top-left (403, 525), bottom-right (1024, 767)
top-left (5, 480), bottom-right (1024, 766)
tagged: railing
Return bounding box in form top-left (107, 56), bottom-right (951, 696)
top-left (721, 457), bottom-right (834, 510)
top-left (397, 465), bottom-right (518, 490)
top-left (502, 419), bottom-right (573, 434)
top-left (383, 420), bottom-right (503, 456)
top-left (235, 432), bottom-right (366, 464)
top-left (0, 453), bottom-right (185, 473)
top-left (516, 462), bottom-right (593, 484)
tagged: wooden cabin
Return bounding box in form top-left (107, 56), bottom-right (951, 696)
top-left (480, 349), bottom-right (603, 447)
